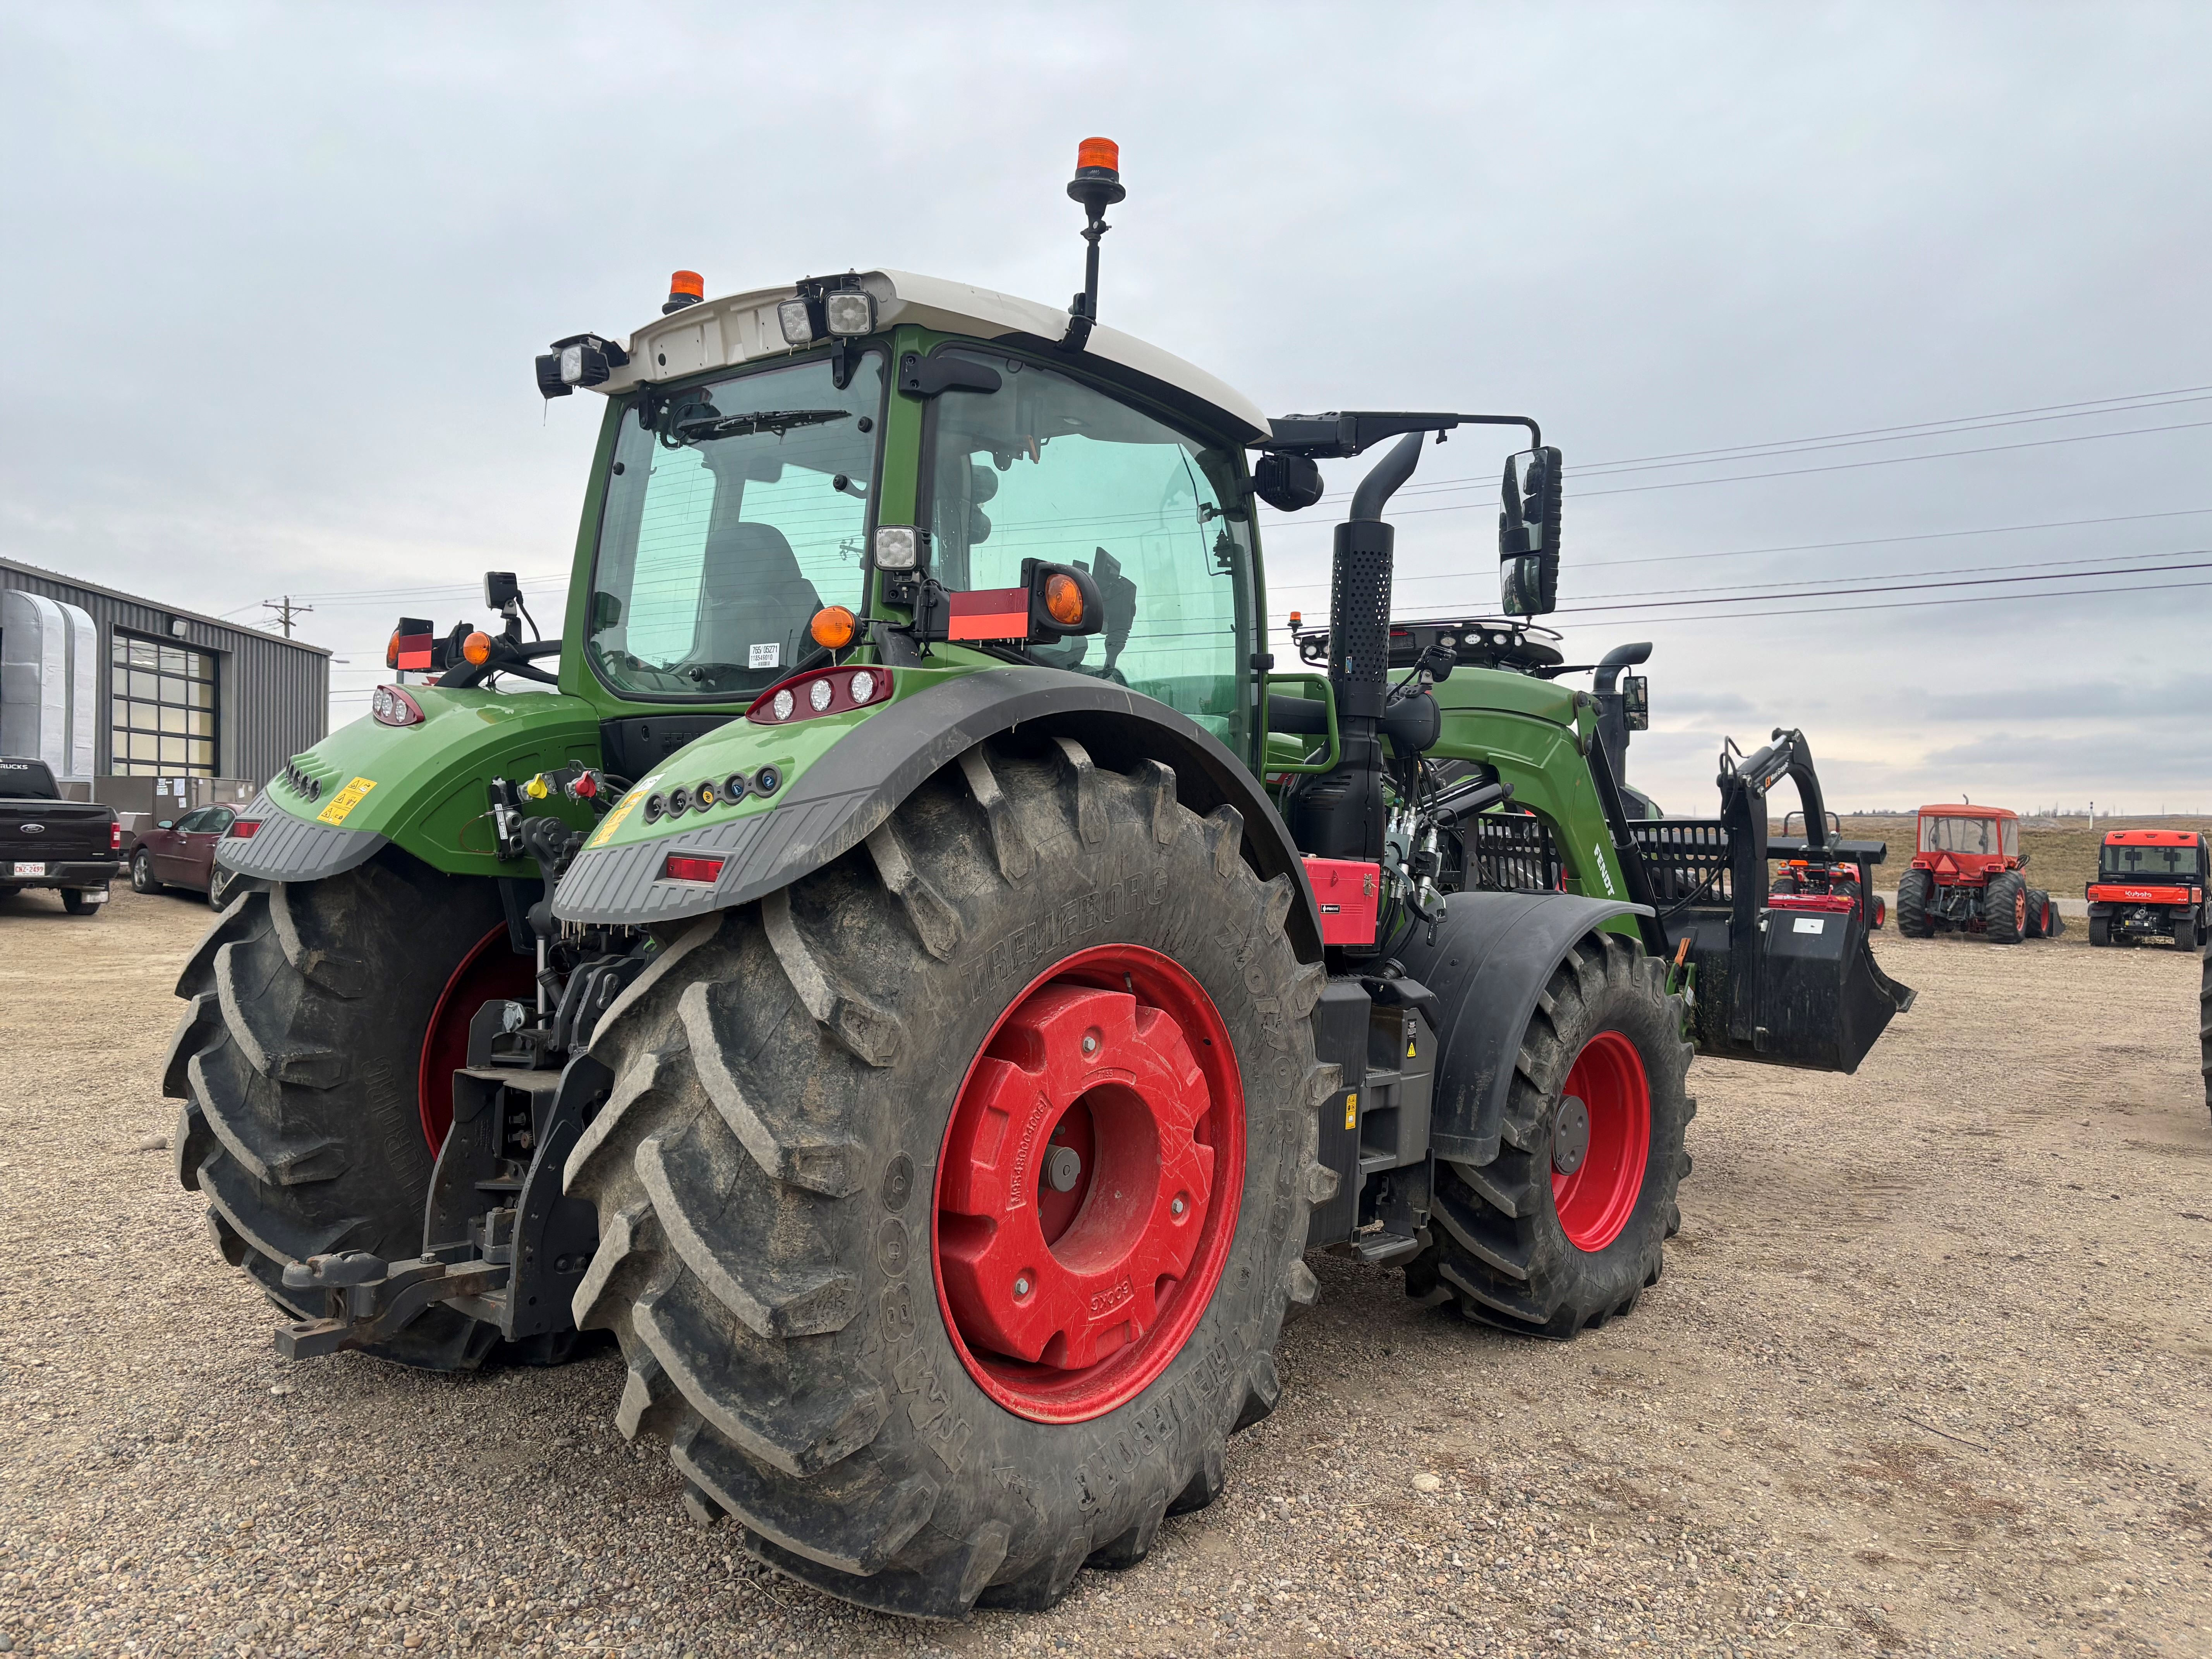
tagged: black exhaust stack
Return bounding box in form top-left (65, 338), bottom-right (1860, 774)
top-left (1289, 431), bottom-right (1427, 891)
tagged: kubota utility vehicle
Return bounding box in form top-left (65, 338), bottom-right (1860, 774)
top-left (2086, 829), bottom-right (2209, 949)
top-left (169, 142), bottom-right (1911, 1618)
top-left (1895, 803), bottom-right (2058, 943)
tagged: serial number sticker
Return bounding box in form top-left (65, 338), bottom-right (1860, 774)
top-left (748, 642), bottom-right (781, 669)
top-left (587, 789), bottom-right (643, 850)
top-left (316, 776), bottom-right (377, 826)
top-left (1792, 915), bottom-right (1826, 934)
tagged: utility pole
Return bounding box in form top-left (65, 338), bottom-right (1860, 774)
top-left (261, 596), bottom-right (312, 639)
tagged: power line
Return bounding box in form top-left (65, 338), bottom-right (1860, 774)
top-left (1525, 575), bottom-right (2212, 628)
top-left (1547, 555), bottom-right (2212, 616)
top-left (259, 596), bottom-right (313, 638)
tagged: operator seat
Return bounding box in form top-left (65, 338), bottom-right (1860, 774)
top-left (691, 521), bottom-right (823, 675)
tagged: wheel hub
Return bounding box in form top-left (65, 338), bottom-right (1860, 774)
top-left (934, 945), bottom-right (1244, 1423)
top-left (1551, 1030), bottom-right (1653, 1254)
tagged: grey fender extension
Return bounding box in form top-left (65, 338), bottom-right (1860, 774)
top-left (214, 791), bottom-right (387, 884)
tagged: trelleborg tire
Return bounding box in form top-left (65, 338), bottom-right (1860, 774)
top-left (562, 736), bottom-right (1329, 1618)
top-left (1408, 933), bottom-right (1693, 1339)
top-left (1896, 869), bottom-right (1934, 938)
top-left (165, 852), bottom-right (542, 1370)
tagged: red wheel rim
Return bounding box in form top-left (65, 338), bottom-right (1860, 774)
top-left (417, 924), bottom-right (536, 1152)
top-left (932, 945), bottom-right (1245, 1424)
top-left (1551, 1030), bottom-right (1652, 1254)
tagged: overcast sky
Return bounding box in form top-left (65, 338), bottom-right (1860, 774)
top-left (4, 3), bottom-right (2208, 814)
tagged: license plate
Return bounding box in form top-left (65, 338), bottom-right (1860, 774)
top-left (12, 862), bottom-right (46, 877)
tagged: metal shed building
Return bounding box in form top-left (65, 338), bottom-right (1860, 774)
top-left (0, 556), bottom-right (328, 789)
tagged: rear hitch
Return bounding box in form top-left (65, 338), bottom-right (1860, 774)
top-left (276, 1249), bottom-right (509, 1360)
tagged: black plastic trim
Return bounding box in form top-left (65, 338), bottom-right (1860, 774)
top-left (212, 792), bottom-right (388, 883)
top-left (552, 665), bottom-right (1326, 960)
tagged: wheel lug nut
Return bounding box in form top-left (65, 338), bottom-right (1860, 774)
top-left (1081, 1033), bottom-right (1099, 1055)
top-left (1013, 1276), bottom-right (1031, 1298)
top-left (1171, 1196), bottom-right (1187, 1217)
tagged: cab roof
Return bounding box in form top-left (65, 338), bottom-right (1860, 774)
top-left (589, 269), bottom-right (1271, 445)
top-left (1917, 803), bottom-right (2017, 820)
top-left (2102, 829), bottom-right (2206, 846)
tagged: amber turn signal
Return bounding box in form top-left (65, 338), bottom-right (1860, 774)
top-left (810, 606), bottom-right (858, 649)
top-left (461, 630), bottom-right (494, 666)
top-left (1044, 573), bottom-right (1085, 627)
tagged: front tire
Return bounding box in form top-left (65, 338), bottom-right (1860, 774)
top-left (1408, 933), bottom-right (1693, 1338)
top-left (131, 849), bottom-right (161, 894)
top-left (563, 737), bottom-right (1329, 1618)
top-left (166, 854), bottom-right (535, 1369)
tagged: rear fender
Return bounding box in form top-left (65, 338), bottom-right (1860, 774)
top-left (1387, 889), bottom-right (1654, 1166)
top-left (552, 664), bottom-right (1325, 960)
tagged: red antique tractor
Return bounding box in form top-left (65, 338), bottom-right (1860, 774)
top-left (1895, 804), bottom-right (2057, 943)
top-left (2086, 829), bottom-right (2209, 949)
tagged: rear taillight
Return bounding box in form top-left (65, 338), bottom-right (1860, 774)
top-left (227, 819), bottom-right (263, 840)
top-left (662, 854), bottom-right (725, 885)
top-left (747, 666), bottom-right (892, 725)
top-left (371, 684), bottom-right (425, 727)
top-left (110, 821), bottom-right (121, 852)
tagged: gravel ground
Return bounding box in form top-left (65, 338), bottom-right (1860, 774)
top-left (3, 886), bottom-right (2208, 1659)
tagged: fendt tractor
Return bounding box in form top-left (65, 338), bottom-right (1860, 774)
top-left (170, 142), bottom-right (1911, 1618)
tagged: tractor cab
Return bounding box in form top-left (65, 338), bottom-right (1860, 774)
top-left (1911, 804), bottom-right (2021, 882)
top-left (1896, 803), bottom-right (2052, 942)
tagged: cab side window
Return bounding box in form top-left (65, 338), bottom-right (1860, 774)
top-left (924, 349), bottom-right (1255, 749)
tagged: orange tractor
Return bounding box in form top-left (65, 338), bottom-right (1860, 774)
top-left (2086, 829), bottom-right (2209, 950)
top-left (1895, 804), bottom-right (2058, 943)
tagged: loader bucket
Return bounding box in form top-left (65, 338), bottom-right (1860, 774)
top-left (1668, 903), bottom-right (1914, 1074)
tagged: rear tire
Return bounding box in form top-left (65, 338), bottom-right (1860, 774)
top-left (2023, 888), bottom-right (2049, 939)
top-left (208, 867), bottom-right (239, 909)
top-left (61, 889), bottom-right (103, 917)
top-left (1408, 933), bottom-right (1693, 1338)
top-left (2090, 914), bottom-right (2112, 947)
top-left (2199, 933), bottom-right (2210, 1119)
top-left (1983, 871), bottom-right (2027, 944)
top-left (166, 854), bottom-right (531, 1369)
top-left (2177, 917), bottom-right (2198, 953)
top-left (563, 737), bottom-right (1327, 1618)
top-left (1896, 869), bottom-right (1934, 938)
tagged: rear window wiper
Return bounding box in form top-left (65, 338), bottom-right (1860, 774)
top-left (665, 407), bottom-right (851, 448)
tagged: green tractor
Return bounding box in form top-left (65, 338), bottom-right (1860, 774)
top-left (170, 141), bottom-right (1911, 1617)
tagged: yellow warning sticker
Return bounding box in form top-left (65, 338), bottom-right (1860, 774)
top-left (316, 776), bottom-right (377, 826)
top-left (1344, 1091), bottom-right (1358, 1130)
top-left (588, 789), bottom-right (643, 849)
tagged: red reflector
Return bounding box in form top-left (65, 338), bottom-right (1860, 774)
top-left (1767, 892), bottom-right (1856, 914)
top-left (1303, 855), bottom-right (1381, 947)
top-left (226, 819), bottom-right (263, 840)
top-left (947, 586), bottom-right (1030, 641)
top-left (394, 632), bottom-right (434, 671)
top-left (663, 854), bottom-right (725, 885)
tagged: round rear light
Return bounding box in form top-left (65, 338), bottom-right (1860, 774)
top-left (848, 670), bottom-right (876, 704)
top-left (809, 678), bottom-right (834, 713)
top-left (1044, 572), bottom-right (1085, 626)
top-left (771, 688), bottom-right (795, 721)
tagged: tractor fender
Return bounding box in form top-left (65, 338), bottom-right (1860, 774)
top-left (1389, 888), bottom-right (1653, 1166)
top-left (215, 793), bottom-right (387, 884)
top-left (553, 665), bottom-right (1326, 961)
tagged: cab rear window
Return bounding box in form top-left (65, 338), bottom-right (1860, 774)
top-left (0, 759), bottom-right (58, 799)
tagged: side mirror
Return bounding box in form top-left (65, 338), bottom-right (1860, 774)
top-left (1623, 674), bottom-right (1649, 731)
top-left (1252, 452), bottom-right (1324, 512)
top-left (156, 820), bottom-right (173, 831)
top-left (1499, 445), bottom-right (1563, 616)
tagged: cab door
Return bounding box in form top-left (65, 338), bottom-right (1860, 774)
top-left (179, 807), bottom-right (234, 891)
top-left (149, 807), bottom-right (208, 883)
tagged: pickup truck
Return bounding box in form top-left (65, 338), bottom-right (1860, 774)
top-left (0, 757), bottom-right (121, 917)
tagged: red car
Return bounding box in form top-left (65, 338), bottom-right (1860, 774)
top-left (130, 805), bottom-right (247, 908)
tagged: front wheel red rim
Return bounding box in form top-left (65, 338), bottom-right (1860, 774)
top-left (933, 945), bottom-right (1245, 1424)
top-left (1551, 1030), bottom-right (1652, 1253)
